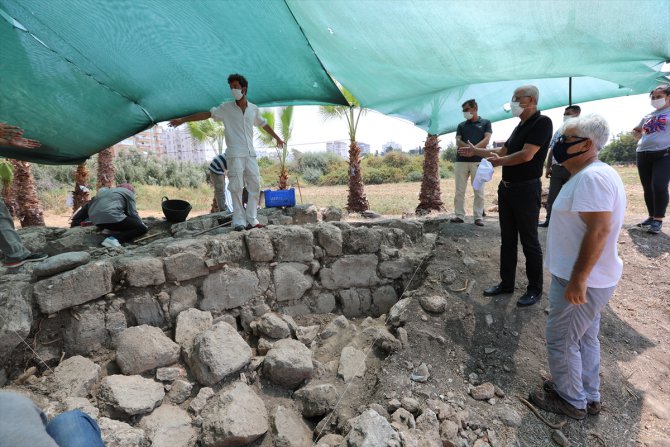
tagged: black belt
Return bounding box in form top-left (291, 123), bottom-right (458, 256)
top-left (499, 178), bottom-right (540, 188)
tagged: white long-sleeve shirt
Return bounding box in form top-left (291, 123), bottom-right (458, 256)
top-left (210, 101), bottom-right (267, 157)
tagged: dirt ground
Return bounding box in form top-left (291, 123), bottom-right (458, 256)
top-left (360, 213), bottom-right (669, 447)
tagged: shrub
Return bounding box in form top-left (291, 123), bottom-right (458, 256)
top-left (600, 131), bottom-right (637, 165)
top-left (406, 170), bottom-right (423, 182)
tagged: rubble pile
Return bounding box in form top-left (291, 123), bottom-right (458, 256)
top-left (0, 207), bottom-right (530, 446)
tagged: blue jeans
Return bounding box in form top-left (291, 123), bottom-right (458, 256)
top-left (0, 392), bottom-right (104, 447)
top-left (47, 410), bottom-right (105, 447)
top-left (546, 275), bottom-right (616, 409)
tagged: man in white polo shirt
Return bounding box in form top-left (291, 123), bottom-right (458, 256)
top-left (170, 74), bottom-right (284, 231)
top-left (528, 114), bottom-right (625, 420)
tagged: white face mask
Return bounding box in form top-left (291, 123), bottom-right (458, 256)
top-left (651, 97), bottom-right (667, 110)
top-left (510, 101), bottom-right (524, 117)
top-left (463, 112), bottom-right (473, 120)
top-left (231, 88), bottom-right (244, 100)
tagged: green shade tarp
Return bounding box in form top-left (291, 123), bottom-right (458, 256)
top-left (0, 0), bottom-right (347, 164)
top-left (2, 0), bottom-right (670, 165)
top-left (287, 0), bottom-right (670, 134)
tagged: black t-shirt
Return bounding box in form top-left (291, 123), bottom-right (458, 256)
top-left (502, 112), bottom-right (553, 182)
top-left (456, 117), bottom-right (492, 162)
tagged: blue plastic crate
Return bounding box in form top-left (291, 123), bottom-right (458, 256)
top-left (264, 188), bottom-right (296, 208)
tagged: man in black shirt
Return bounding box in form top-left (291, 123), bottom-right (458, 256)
top-left (453, 99), bottom-right (492, 226)
top-left (458, 85), bottom-right (553, 307)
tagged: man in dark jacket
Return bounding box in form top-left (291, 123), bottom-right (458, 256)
top-left (88, 183), bottom-right (147, 247)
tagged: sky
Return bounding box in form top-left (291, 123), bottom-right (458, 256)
top-left (284, 93), bottom-right (655, 154)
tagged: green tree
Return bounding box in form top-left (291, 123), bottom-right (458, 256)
top-left (600, 131), bottom-right (638, 165)
top-left (187, 119), bottom-right (226, 155)
top-left (319, 87), bottom-right (369, 212)
top-left (258, 106), bottom-right (293, 190)
top-left (187, 119), bottom-right (225, 211)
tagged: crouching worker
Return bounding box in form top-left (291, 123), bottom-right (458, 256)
top-left (88, 183), bottom-right (147, 248)
top-left (0, 391), bottom-right (105, 447)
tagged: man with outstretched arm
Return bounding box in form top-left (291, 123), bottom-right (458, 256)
top-left (458, 85), bottom-right (552, 307)
top-left (170, 73), bottom-right (284, 231)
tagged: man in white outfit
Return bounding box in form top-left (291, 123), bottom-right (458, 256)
top-left (170, 74), bottom-right (283, 231)
top-left (528, 114), bottom-right (625, 420)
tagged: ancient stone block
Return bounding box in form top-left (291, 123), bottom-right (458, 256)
top-left (273, 263), bottom-right (312, 302)
top-left (244, 230), bottom-right (274, 262)
top-left (319, 254), bottom-right (379, 289)
top-left (164, 252), bottom-right (208, 282)
top-left (0, 281), bottom-right (31, 362)
top-left (272, 226), bottom-right (314, 262)
top-left (200, 268), bottom-right (258, 311)
top-left (34, 261), bottom-right (114, 314)
top-left (316, 224), bottom-right (343, 256)
top-left (117, 256), bottom-right (165, 287)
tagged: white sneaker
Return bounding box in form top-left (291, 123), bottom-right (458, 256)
top-left (101, 236), bottom-right (122, 248)
top-left (101, 229), bottom-right (113, 235)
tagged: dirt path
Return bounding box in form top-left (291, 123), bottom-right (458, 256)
top-left (369, 216), bottom-right (669, 446)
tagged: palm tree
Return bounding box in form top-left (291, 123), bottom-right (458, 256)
top-left (0, 160), bottom-right (17, 216)
top-left (97, 147), bottom-right (115, 189)
top-left (416, 134), bottom-right (444, 214)
top-left (73, 163), bottom-right (90, 211)
top-left (319, 87), bottom-right (369, 212)
top-left (11, 160), bottom-right (45, 227)
top-left (258, 106), bottom-right (293, 190)
top-left (187, 119), bottom-right (226, 155)
top-left (187, 119), bottom-right (226, 212)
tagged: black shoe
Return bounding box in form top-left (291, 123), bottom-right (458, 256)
top-left (450, 217), bottom-right (464, 223)
top-left (636, 217), bottom-right (654, 228)
top-left (538, 221), bottom-right (549, 228)
top-left (474, 219), bottom-right (484, 227)
top-left (483, 284), bottom-right (514, 296)
top-left (516, 291), bottom-right (542, 307)
top-left (233, 225), bottom-right (246, 231)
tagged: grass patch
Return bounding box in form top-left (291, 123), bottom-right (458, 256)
top-left (38, 165), bottom-right (647, 221)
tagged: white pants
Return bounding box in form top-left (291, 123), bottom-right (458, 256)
top-left (227, 156), bottom-right (261, 227)
top-left (454, 161), bottom-right (485, 219)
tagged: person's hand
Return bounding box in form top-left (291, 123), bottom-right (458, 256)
top-left (487, 152), bottom-right (503, 167)
top-left (457, 146), bottom-right (474, 157)
top-left (168, 118), bottom-right (183, 127)
top-left (10, 137), bottom-right (41, 149)
top-left (564, 279), bottom-right (587, 305)
top-left (0, 123), bottom-right (23, 140)
top-left (545, 166), bottom-right (552, 178)
top-left (276, 138), bottom-right (285, 149)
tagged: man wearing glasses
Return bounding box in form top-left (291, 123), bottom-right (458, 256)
top-left (458, 85), bottom-right (552, 307)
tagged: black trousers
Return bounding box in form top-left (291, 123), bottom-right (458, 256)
top-left (497, 179), bottom-right (543, 294)
top-left (96, 215), bottom-right (147, 243)
top-left (546, 164), bottom-right (571, 221)
top-left (637, 150), bottom-right (670, 218)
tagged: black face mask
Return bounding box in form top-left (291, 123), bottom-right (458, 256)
top-left (553, 135), bottom-right (589, 164)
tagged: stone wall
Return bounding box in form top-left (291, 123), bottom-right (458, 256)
top-left (0, 218), bottom-right (433, 362)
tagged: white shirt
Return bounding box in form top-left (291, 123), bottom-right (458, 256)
top-left (210, 101), bottom-right (267, 157)
top-left (545, 161), bottom-right (626, 288)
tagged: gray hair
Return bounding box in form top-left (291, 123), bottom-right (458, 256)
top-left (517, 85), bottom-right (540, 103)
top-left (560, 113), bottom-right (610, 152)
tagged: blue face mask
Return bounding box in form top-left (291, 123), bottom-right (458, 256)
top-left (553, 135), bottom-right (589, 164)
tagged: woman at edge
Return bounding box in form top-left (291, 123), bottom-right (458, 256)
top-left (632, 83), bottom-right (670, 234)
